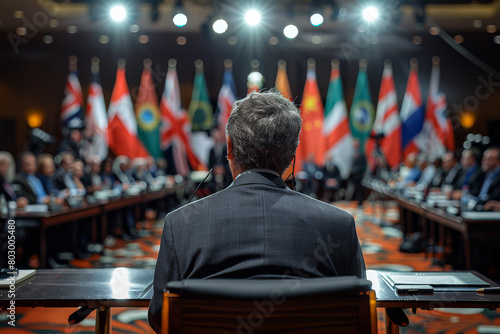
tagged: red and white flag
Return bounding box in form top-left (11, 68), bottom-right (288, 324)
top-left (366, 61), bottom-right (402, 169)
top-left (85, 59), bottom-right (108, 160)
top-left (61, 57), bottom-right (84, 131)
top-left (108, 62), bottom-right (149, 158)
top-left (160, 61), bottom-right (205, 176)
top-left (323, 60), bottom-right (353, 179)
top-left (416, 58), bottom-right (455, 155)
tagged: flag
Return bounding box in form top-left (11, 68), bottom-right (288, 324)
top-left (84, 59), bottom-right (108, 160)
top-left (216, 61), bottom-right (237, 134)
top-left (415, 57), bottom-right (455, 156)
top-left (188, 60), bottom-right (213, 131)
top-left (61, 56), bottom-right (84, 132)
top-left (108, 61), bottom-right (149, 159)
top-left (296, 59), bottom-right (325, 171)
top-left (275, 60), bottom-right (292, 101)
top-left (136, 60), bottom-right (162, 158)
top-left (349, 60), bottom-right (375, 157)
top-left (366, 61), bottom-right (402, 169)
top-left (275, 60), bottom-right (295, 180)
top-left (160, 60), bottom-right (206, 176)
top-left (400, 60), bottom-right (425, 158)
top-left (323, 60), bottom-right (353, 179)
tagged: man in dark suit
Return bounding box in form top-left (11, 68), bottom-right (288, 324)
top-left (476, 147), bottom-right (500, 207)
top-left (13, 152), bottom-right (49, 205)
top-left (148, 91), bottom-right (366, 333)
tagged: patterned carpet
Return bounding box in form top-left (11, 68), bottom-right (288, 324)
top-left (1, 200), bottom-right (500, 333)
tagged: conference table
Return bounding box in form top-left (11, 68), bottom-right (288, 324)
top-left (1, 268), bottom-right (499, 334)
top-left (10, 185), bottom-right (181, 268)
top-left (362, 179), bottom-right (500, 271)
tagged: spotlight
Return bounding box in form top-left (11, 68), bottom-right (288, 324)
top-left (212, 18), bottom-right (228, 34)
top-left (245, 9), bottom-right (261, 26)
top-left (310, 13), bottom-right (324, 27)
top-left (110, 5), bottom-right (127, 22)
top-left (173, 13), bottom-right (187, 27)
top-left (362, 6), bottom-right (379, 23)
top-left (283, 24), bottom-right (298, 39)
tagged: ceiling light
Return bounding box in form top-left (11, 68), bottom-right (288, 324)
top-left (173, 13), bottom-right (187, 27)
top-left (362, 6), bottom-right (379, 23)
top-left (283, 24), bottom-right (299, 39)
top-left (310, 13), bottom-right (324, 27)
top-left (212, 19), bottom-right (228, 34)
top-left (245, 9), bottom-right (261, 26)
top-left (110, 5), bottom-right (127, 22)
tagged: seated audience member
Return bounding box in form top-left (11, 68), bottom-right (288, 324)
top-left (0, 151), bottom-right (27, 207)
top-left (475, 147), bottom-right (500, 208)
top-left (148, 91), bottom-right (366, 333)
top-left (367, 150), bottom-right (389, 181)
top-left (81, 155), bottom-right (103, 192)
top-left (71, 160), bottom-right (86, 193)
top-left (302, 153), bottom-right (319, 196)
top-left (13, 152), bottom-right (49, 205)
top-left (321, 152), bottom-right (343, 202)
top-left (399, 152), bottom-right (421, 187)
top-left (430, 151), bottom-right (462, 189)
top-left (113, 156), bottom-right (135, 188)
top-left (132, 157), bottom-right (154, 184)
top-left (154, 158), bottom-right (167, 177)
top-left (146, 156), bottom-right (158, 178)
top-left (100, 158), bottom-right (116, 189)
top-left (53, 151), bottom-right (77, 191)
top-left (37, 154), bottom-right (59, 196)
top-left (451, 148), bottom-right (484, 200)
top-left (416, 155), bottom-right (439, 188)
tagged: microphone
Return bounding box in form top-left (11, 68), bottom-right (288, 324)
top-left (187, 153), bottom-right (231, 203)
top-left (68, 306), bottom-right (95, 325)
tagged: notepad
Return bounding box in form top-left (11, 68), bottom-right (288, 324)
top-left (0, 270), bottom-right (36, 288)
top-left (381, 272), bottom-right (490, 288)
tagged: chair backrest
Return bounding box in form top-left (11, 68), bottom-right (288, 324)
top-left (162, 276), bottom-right (377, 334)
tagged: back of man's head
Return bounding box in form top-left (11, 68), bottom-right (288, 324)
top-left (226, 90), bottom-right (302, 175)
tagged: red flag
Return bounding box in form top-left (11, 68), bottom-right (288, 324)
top-left (296, 59), bottom-right (325, 171)
top-left (366, 61), bottom-right (402, 169)
top-left (160, 60), bottom-right (206, 176)
top-left (416, 57), bottom-right (455, 155)
top-left (108, 62), bottom-right (149, 158)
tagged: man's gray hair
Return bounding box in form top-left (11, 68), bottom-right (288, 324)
top-left (226, 90), bottom-right (302, 174)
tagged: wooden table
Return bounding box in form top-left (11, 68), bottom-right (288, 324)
top-left (1, 269), bottom-right (498, 334)
top-left (10, 186), bottom-right (179, 268)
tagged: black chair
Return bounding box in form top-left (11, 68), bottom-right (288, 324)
top-left (162, 276), bottom-right (377, 333)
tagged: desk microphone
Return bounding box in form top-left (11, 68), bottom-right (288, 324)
top-left (187, 153), bottom-right (231, 203)
top-left (68, 306), bottom-right (95, 325)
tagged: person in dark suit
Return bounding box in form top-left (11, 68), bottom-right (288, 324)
top-left (13, 152), bottom-right (49, 205)
top-left (148, 91), bottom-right (366, 333)
top-left (0, 152), bottom-right (24, 205)
top-left (476, 147), bottom-right (500, 208)
top-left (451, 148), bottom-right (484, 199)
top-left (431, 151), bottom-right (462, 189)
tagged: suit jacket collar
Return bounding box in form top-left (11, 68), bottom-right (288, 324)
top-left (230, 169), bottom-right (288, 189)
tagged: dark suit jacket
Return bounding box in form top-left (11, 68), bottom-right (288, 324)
top-left (478, 172), bottom-right (500, 206)
top-left (148, 170), bottom-right (366, 332)
top-left (12, 174), bottom-right (37, 204)
top-left (456, 167), bottom-right (484, 197)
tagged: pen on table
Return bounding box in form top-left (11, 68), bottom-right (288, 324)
top-left (476, 287), bottom-right (500, 293)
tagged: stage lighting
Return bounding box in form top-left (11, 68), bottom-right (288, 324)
top-left (283, 24), bottom-right (298, 39)
top-left (110, 5), bottom-right (127, 22)
top-left (310, 13), bottom-right (324, 27)
top-left (173, 13), bottom-right (187, 27)
top-left (362, 6), bottom-right (379, 23)
top-left (245, 9), bottom-right (261, 26)
top-left (212, 18), bottom-right (228, 34)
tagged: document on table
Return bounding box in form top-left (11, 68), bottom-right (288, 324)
top-left (0, 270), bottom-right (36, 288)
top-left (381, 272), bottom-right (490, 288)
